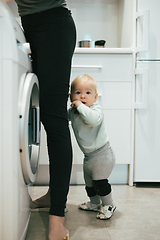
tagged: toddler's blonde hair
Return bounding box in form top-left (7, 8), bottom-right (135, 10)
top-left (71, 74), bottom-right (97, 93)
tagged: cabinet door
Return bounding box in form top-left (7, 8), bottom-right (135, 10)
top-left (69, 110), bottom-right (131, 165)
top-left (134, 61), bottom-right (160, 181)
top-left (70, 53), bottom-right (132, 165)
top-left (97, 82), bottom-right (132, 109)
top-left (69, 125), bottom-right (83, 165)
top-left (104, 110), bottom-right (131, 164)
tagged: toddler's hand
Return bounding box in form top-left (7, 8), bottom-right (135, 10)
top-left (71, 100), bottom-right (82, 108)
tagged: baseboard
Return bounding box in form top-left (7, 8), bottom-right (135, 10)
top-left (33, 164), bottom-right (128, 186)
top-left (70, 164), bottom-right (128, 185)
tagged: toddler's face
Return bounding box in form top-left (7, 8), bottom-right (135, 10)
top-left (71, 79), bottom-right (98, 107)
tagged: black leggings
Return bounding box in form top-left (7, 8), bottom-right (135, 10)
top-left (22, 7), bottom-right (76, 216)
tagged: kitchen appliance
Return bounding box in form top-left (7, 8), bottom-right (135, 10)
top-left (95, 40), bottom-right (106, 48)
top-left (134, 0), bottom-right (160, 182)
top-left (78, 40), bottom-right (93, 48)
top-left (0, 1), bottom-right (40, 239)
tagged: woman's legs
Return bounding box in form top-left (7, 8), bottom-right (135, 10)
top-left (22, 7), bottom-right (76, 238)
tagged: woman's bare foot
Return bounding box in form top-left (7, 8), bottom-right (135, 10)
top-left (31, 188), bottom-right (51, 209)
top-left (48, 215), bottom-right (68, 240)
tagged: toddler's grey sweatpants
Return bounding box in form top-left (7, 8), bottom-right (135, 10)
top-left (83, 142), bottom-right (116, 205)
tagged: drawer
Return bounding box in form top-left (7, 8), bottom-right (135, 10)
top-left (97, 82), bottom-right (132, 109)
top-left (71, 54), bottom-right (133, 82)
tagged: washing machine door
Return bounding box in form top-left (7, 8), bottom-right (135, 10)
top-left (19, 72), bottom-right (40, 184)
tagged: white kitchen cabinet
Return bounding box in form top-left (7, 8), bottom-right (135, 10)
top-left (103, 110), bottom-right (131, 164)
top-left (71, 112), bottom-right (132, 167)
top-left (97, 82), bottom-right (132, 109)
top-left (69, 124), bottom-right (84, 165)
top-left (69, 53), bottom-right (133, 184)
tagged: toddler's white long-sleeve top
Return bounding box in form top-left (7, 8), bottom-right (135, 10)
top-left (68, 103), bottom-right (109, 154)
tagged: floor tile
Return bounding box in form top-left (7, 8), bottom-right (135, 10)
top-left (65, 204), bottom-right (111, 240)
top-left (26, 184), bottom-right (160, 240)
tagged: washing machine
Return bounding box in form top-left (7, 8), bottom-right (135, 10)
top-left (0, 1), bottom-right (40, 239)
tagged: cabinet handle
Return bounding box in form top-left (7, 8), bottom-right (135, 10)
top-left (134, 68), bottom-right (148, 109)
top-left (72, 65), bottom-right (102, 69)
top-left (135, 10), bottom-right (149, 53)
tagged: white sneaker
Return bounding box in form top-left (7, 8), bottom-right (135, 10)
top-left (78, 201), bottom-right (101, 211)
top-left (97, 203), bottom-right (116, 220)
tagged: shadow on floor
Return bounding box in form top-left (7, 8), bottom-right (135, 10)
top-left (25, 203), bottom-right (120, 240)
top-left (134, 182), bottom-right (160, 188)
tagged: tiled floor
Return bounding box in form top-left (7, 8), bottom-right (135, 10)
top-left (26, 184), bottom-right (160, 240)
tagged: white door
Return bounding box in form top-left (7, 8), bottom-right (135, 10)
top-left (19, 73), bottom-right (40, 184)
top-left (134, 61), bottom-right (160, 181)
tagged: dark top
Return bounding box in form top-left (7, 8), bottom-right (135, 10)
top-left (15, 0), bottom-right (67, 16)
